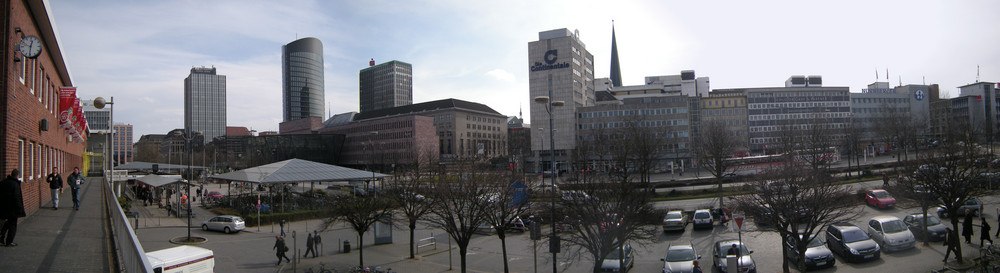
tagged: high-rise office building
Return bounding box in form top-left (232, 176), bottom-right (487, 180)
top-left (359, 59), bottom-right (413, 112)
top-left (282, 37), bottom-right (325, 122)
top-left (113, 124), bottom-right (133, 164)
top-left (528, 28), bottom-right (595, 173)
top-left (184, 67), bottom-right (227, 144)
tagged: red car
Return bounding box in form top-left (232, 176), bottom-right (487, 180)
top-left (206, 191), bottom-right (223, 200)
top-left (866, 189), bottom-right (896, 209)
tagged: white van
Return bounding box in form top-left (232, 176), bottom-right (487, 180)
top-left (146, 245), bottom-right (215, 273)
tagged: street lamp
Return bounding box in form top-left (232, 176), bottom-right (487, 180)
top-left (534, 95), bottom-right (563, 273)
top-left (174, 129), bottom-right (202, 241)
top-left (368, 131), bottom-right (379, 192)
top-left (93, 97), bottom-right (115, 194)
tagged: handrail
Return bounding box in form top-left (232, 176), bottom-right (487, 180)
top-left (103, 178), bottom-right (153, 272)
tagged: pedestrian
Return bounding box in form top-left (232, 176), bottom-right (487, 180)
top-left (982, 217), bottom-right (994, 246)
top-left (945, 227), bottom-right (960, 262)
top-left (303, 233), bottom-right (315, 258)
top-left (279, 219), bottom-right (286, 237)
top-left (314, 230), bottom-right (322, 256)
top-left (882, 173), bottom-right (889, 187)
top-left (692, 260), bottom-right (703, 273)
top-left (273, 236), bottom-right (291, 265)
top-left (46, 167), bottom-right (63, 210)
top-left (0, 169), bottom-right (26, 247)
top-left (963, 210), bottom-right (975, 244)
top-left (66, 167), bottom-right (84, 210)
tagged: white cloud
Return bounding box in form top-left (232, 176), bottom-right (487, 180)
top-left (486, 69), bottom-right (516, 83)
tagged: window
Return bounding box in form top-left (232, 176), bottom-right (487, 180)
top-left (29, 60), bottom-right (36, 94)
top-left (29, 142), bottom-right (34, 180)
top-left (18, 139), bottom-right (24, 180)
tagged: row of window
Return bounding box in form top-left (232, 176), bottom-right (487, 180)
top-left (578, 107), bottom-right (688, 119)
top-left (466, 123), bottom-right (502, 132)
top-left (466, 115), bottom-right (503, 124)
top-left (19, 59), bottom-right (60, 115)
top-left (852, 107), bottom-right (908, 114)
top-left (749, 91), bottom-right (846, 98)
top-left (749, 122), bottom-right (848, 133)
top-left (748, 112), bottom-right (850, 121)
top-left (702, 99), bottom-right (745, 107)
top-left (852, 97), bottom-right (909, 104)
top-left (17, 139), bottom-right (68, 182)
top-left (748, 101), bottom-right (849, 110)
top-left (578, 119), bottom-right (689, 130)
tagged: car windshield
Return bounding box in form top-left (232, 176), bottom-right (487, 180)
top-left (665, 212), bottom-right (683, 220)
top-left (232, 217), bottom-right (244, 222)
top-left (606, 247), bottom-right (629, 259)
top-left (967, 199), bottom-right (980, 205)
top-left (666, 248), bottom-right (696, 262)
top-left (718, 244), bottom-right (750, 256)
top-left (806, 237), bottom-right (824, 248)
top-left (923, 215), bottom-right (942, 225)
top-left (842, 229), bottom-right (871, 243)
top-left (873, 191), bottom-right (889, 198)
top-left (883, 220), bottom-right (907, 233)
top-left (694, 212), bottom-right (710, 219)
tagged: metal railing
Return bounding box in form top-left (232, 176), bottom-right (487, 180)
top-left (103, 178), bottom-right (153, 272)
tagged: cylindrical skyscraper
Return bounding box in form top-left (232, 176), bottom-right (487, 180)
top-left (282, 37), bottom-right (325, 122)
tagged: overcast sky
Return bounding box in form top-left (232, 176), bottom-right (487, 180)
top-left (49, 0), bottom-right (1000, 139)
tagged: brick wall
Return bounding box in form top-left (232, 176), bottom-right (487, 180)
top-left (5, 0), bottom-right (86, 218)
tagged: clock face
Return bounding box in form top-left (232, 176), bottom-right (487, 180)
top-left (19, 35), bottom-right (42, 59)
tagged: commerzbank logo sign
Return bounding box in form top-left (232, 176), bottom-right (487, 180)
top-left (530, 49), bottom-right (570, 72)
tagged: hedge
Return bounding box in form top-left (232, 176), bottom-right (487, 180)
top-left (241, 209), bottom-right (339, 227)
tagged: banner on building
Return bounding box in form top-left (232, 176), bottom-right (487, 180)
top-left (58, 87), bottom-right (76, 130)
top-left (72, 98), bottom-right (86, 142)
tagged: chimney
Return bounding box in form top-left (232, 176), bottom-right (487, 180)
top-left (369, 58), bottom-right (375, 67)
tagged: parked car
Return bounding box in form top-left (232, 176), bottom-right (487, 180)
top-left (784, 234), bottom-right (835, 270)
top-left (600, 242), bottom-right (634, 273)
top-left (712, 239), bottom-right (756, 273)
top-left (903, 213), bottom-right (947, 241)
top-left (206, 191), bottom-right (223, 200)
top-left (662, 210), bottom-right (689, 232)
top-left (201, 215), bottom-right (245, 234)
top-left (825, 222), bottom-right (880, 262)
top-left (474, 221), bottom-right (495, 235)
top-left (865, 189), bottom-right (896, 209)
top-left (692, 209), bottom-right (713, 230)
top-left (661, 242), bottom-right (700, 273)
top-left (937, 197), bottom-right (984, 218)
top-left (507, 216), bottom-right (528, 232)
top-left (867, 216), bottom-right (916, 252)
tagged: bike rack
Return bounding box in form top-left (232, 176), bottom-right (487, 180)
top-left (417, 233), bottom-right (437, 253)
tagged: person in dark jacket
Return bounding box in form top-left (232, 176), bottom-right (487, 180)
top-left (944, 227), bottom-right (960, 262)
top-left (66, 167), bottom-right (84, 210)
top-left (0, 169), bottom-right (26, 247)
top-left (46, 167), bottom-right (63, 210)
top-left (963, 210), bottom-right (975, 244)
top-left (313, 230), bottom-right (322, 256)
top-left (273, 236), bottom-right (291, 265)
top-left (982, 217), bottom-right (994, 246)
top-left (303, 233), bottom-right (315, 258)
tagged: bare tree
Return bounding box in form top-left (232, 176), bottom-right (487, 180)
top-left (383, 150), bottom-right (437, 259)
top-left (481, 171), bottom-right (531, 273)
top-left (697, 120), bottom-right (741, 209)
top-left (324, 194), bottom-right (396, 268)
top-left (422, 160), bottom-right (495, 273)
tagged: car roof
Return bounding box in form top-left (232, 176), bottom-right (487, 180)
top-left (694, 209), bottom-right (711, 213)
top-left (870, 215), bottom-right (901, 223)
top-left (667, 243), bottom-right (694, 251)
top-left (868, 189), bottom-right (887, 193)
top-left (714, 239), bottom-right (742, 246)
top-left (831, 222), bottom-right (862, 231)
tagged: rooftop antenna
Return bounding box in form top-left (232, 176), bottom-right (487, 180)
top-left (977, 65), bottom-right (981, 82)
top-left (875, 68), bottom-right (879, 81)
top-left (923, 76), bottom-right (926, 85)
top-left (898, 76), bottom-right (902, 87)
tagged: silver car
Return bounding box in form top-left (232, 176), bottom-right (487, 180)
top-left (712, 239), bottom-right (756, 273)
top-left (662, 210), bottom-right (689, 232)
top-left (662, 242), bottom-right (700, 273)
top-left (201, 215), bottom-right (245, 234)
top-left (867, 216), bottom-right (916, 252)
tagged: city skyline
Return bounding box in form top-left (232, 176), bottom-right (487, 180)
top-left (49, 0), bottom-right (999, 139)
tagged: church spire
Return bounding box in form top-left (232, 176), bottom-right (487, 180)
top-left (609, 20), bottom-right (623, 87)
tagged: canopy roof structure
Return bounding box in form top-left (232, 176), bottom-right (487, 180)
top-left (135, 174), bottom-right (192, 187)
top-left (115, 161), bottom-right (206, 171)
top-left (209, 158), bottom-right (389, 184)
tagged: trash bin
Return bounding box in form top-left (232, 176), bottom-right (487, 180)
top-left (343, 240), bottom-right (351, 253)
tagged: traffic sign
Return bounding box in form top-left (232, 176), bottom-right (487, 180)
top-left (734, 214), bottom-right (745, 229)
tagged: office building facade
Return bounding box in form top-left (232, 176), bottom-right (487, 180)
top-left (359, 60), bottom-right (412, 112)
top-left (736, 76), bottom-right (851, 153)
top-left (528, 28), bottom-right (595, 173)
top-left (184, 67), bottom-right (227, 144)
top-left (282, 37), bottom-right (325, 122)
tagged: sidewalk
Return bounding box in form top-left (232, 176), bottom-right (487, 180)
top-left (0, 177), bottom-right (111, 272)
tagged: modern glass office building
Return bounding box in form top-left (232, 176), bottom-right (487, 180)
top-left (184, 67), bottom-right (227, 144)
top-left (282, 37), bottom-right (325, 122)
top-left (359, 60), bottom-right (412, 112)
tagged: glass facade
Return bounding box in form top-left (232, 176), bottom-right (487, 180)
top-left (283, 37), bottom-right (325, 122)
top-left (184, 67), bottom-right (227, 144)
top-left (359, 60), bottom-right (412, 112)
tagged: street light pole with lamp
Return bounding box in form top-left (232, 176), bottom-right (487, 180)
top-left (174, 129), bottom-right (202, 242)
top-left (93, 97), bottom-right (115, 195)
top-left (368, 131), bottom-right (379, 192)
top-left (534, 95), bottom-right (563, 273)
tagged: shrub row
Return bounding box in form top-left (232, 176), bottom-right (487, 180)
top-left (241, 209), bottom-right (339, 227)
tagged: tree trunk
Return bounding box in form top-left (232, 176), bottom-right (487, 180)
top-left (780, 233), bottom-right (790, 273)
top-left (717, 176), bottom-right (725, 209)
top-left (460, 245), bottom-right (468, 273)
top-left (357, 231), bottom-right (366, 268)
top-left (409, 221), bottom-right (417, 259)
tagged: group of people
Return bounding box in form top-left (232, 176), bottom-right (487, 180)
top-left (943, 209), bottom-right (997, 263)
top-left (1, 167), bottom-right (85, 247)
top-left (272, 230), bottom-right (323, 266)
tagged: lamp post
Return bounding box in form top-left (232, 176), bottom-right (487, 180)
top-left (174, 129), bottom-right (202, 241)
top-left (534, 95), bottom-right (563, 273)
top-left (93, 97), bottom-right (115, 195)
top-left (368, 131), bottom-right (379, 192)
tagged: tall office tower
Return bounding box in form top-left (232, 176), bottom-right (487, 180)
top-left (528, 28), bottom-right (595, 173)
top-left (359, 59), bottom-right (413, 112)
top-left (184, 67), bottom-right (227, 144)
top-left (282, 37), bottom-right (325, 122)
top-left (112, 124), bottom-right (134, 164)
top-left (609, 23), bottom-right (622, 87)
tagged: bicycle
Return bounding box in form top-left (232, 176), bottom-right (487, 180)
top-left (979, 244), bottom-right (1000, 273)
top-left (304, 262), bottom-right (334, 273)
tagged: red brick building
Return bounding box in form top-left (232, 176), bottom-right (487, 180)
top-left (3, 0), bottom-right (86, 217)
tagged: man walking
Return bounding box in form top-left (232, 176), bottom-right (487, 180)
top-left (313, 230), bottom-right (322, 256)
top-left (0, 170), bottom-right (25, 246)
top-left (273, 236), bottom-right (291, 265)
top-left (303, 233), bottom-right (315, 258)
top-left (963, 210), bottom-right (975, 244)
top-left (944, 227), bottom-right (960, 262)
top-left (279, 219), bottom-right (286, 237)
top-left (67, 167), bottom-right (84, 210)
top-left (982, 217), bottom-right (994, 246)
top-left (46, 167), bottom-right (63, 210)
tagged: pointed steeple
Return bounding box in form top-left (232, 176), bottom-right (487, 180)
top-left (609, 20), bottom-right (623, 87)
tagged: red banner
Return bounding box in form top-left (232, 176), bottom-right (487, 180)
top-left (58, 87), bottom-right (76, 130)
top-left (72, 98), bottom-right (85, 142)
